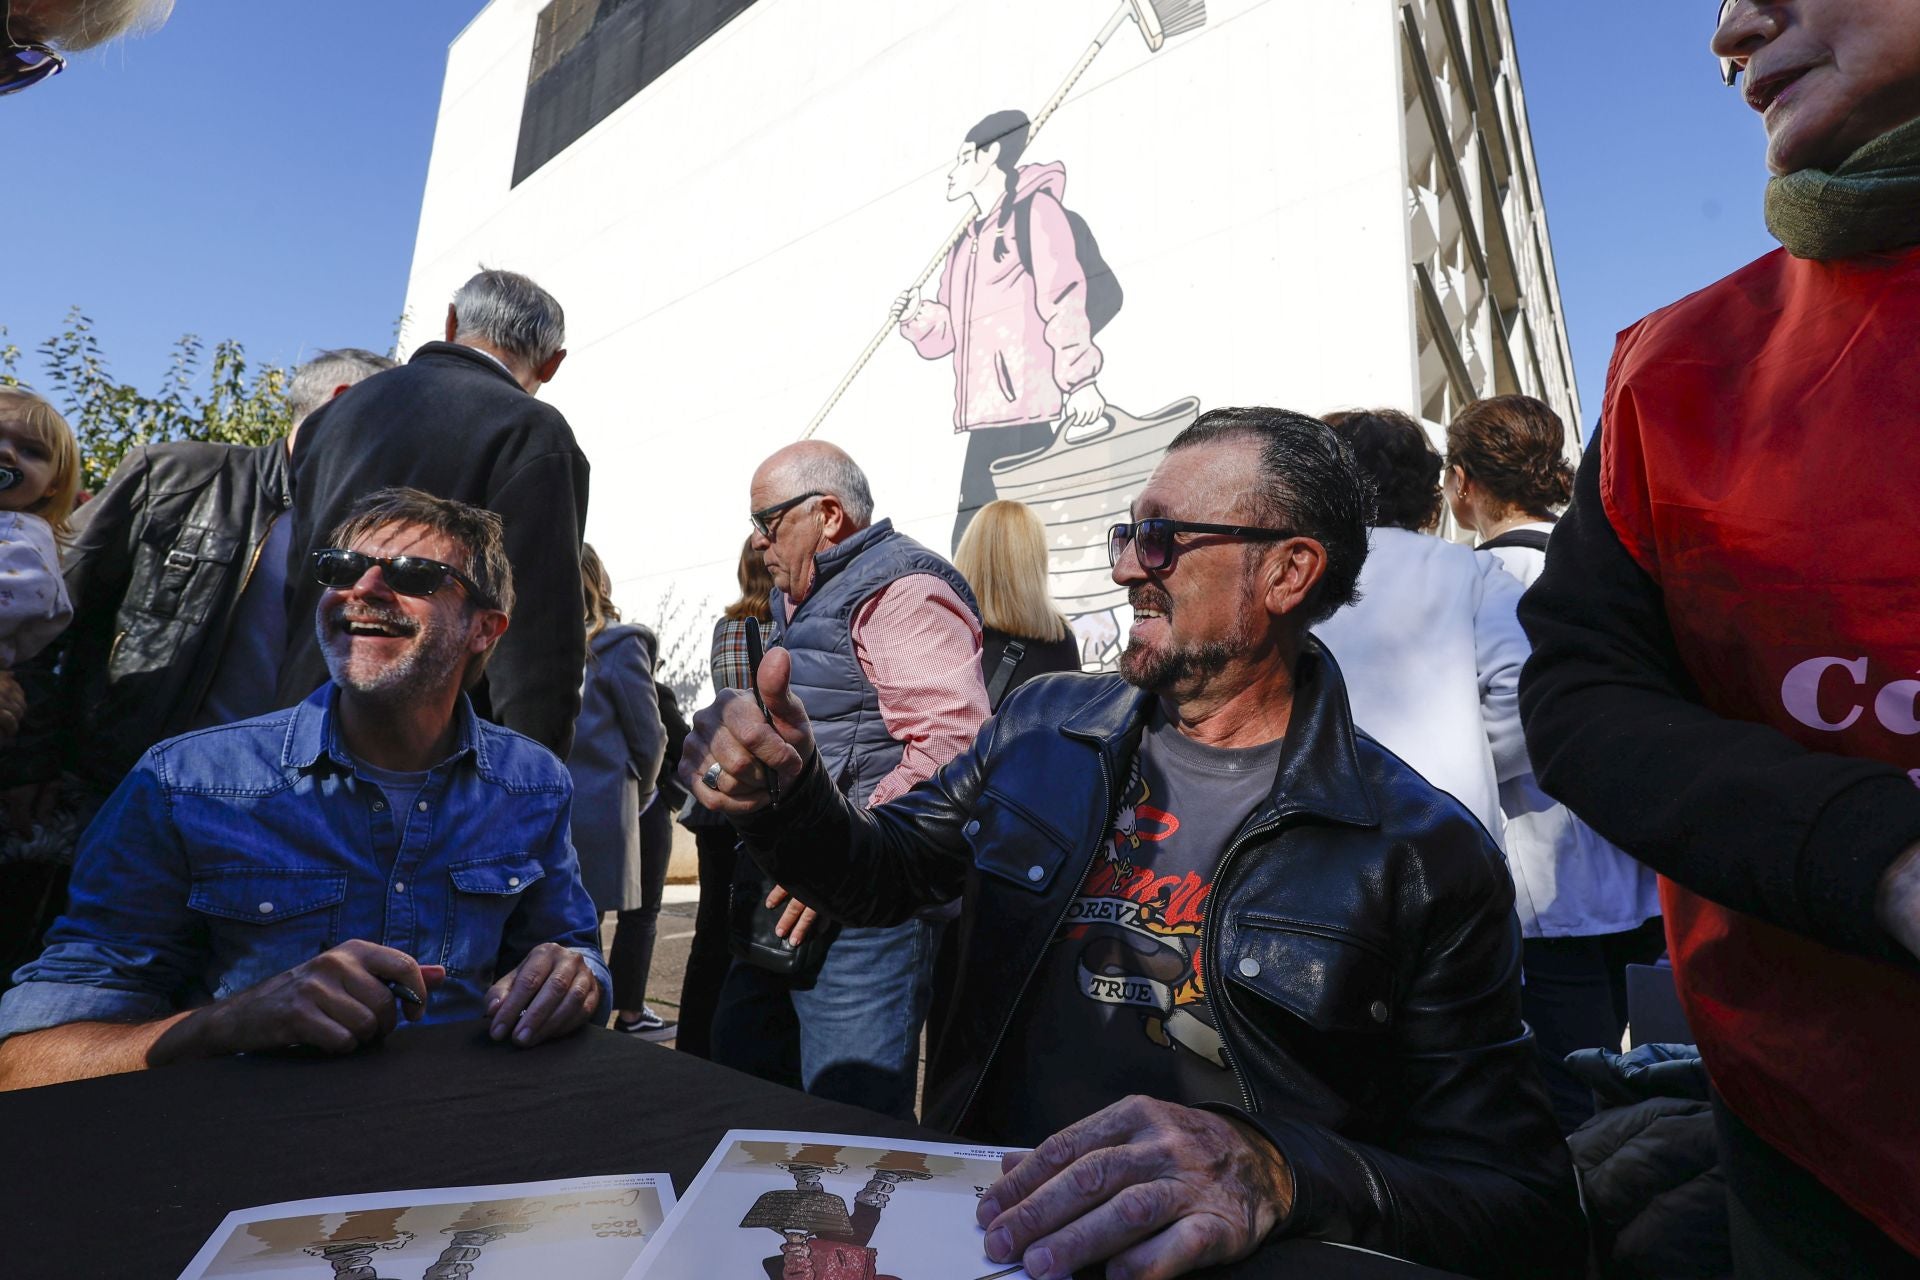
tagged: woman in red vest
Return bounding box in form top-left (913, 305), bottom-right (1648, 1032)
top-left (1518, 3), bottom-right (1920, 1274)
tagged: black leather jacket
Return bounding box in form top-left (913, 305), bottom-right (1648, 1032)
top-left (740, 644), bottom-right (1585, 1278)
top-left (11, 440), bottom-right (290, 792)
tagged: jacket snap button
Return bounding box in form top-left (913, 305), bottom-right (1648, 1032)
top-left (508, 876), bottom-right (521, 887)
top-left (1238, 957), bottom-right (1260, 978)
top-left (257, 902), bottom-right (274, 915)
top-left (1026, 865), bottom-right (1045, 883)
top-left (963, 820), bottom-right (981, 837)
top-left (1369, 1000), bottom-right (1390, 1023)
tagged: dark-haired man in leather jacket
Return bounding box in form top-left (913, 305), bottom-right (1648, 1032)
top-left (685, 407), bottom-right (1583, 1280)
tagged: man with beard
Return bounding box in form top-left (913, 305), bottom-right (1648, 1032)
top-left (684, 408), bottom-right (1582, 1280)
top-left (0, 489), bottom-right (608, 1089)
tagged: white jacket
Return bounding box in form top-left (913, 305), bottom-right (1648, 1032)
top-left (0, 511), bottom-right (71, 668)
top-left (1313, 527), bottom-right (1529, 851)
top-left (1478, 524), bottom-right (1663, 938)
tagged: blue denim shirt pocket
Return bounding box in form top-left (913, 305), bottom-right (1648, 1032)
top-left (441, 853), bottom-right (547, 978)
top-left (187, 867), bottom-right (348, 1000)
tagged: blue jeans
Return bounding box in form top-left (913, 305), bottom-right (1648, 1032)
top-left (711, 917), bottom-right (940, 1122)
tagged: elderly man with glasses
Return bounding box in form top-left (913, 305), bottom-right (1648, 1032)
top-left (0, 488), bottom-right (609, 1091)
top-left (1520, 2), bottom-right (1920, 1273)
top-left (686, 409), bottom-right (1583, 1280)
top-left (1, 0), bottom-right (173, 94)
top-left (707, 439), bottom-right (989, 1124)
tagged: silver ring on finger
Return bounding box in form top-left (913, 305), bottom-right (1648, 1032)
top-left (702, 761), bottom-right (725, 789)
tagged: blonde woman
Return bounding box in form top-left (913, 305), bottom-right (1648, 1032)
top-left (564, 544), bottom-right (671, 1038)
top-left (953, 499), bottom-right (1081, 709)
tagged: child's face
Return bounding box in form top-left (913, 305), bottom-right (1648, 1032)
top-left (0, 414), bottom-right (61, 513)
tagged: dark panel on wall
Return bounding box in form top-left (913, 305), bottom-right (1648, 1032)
top-left (514, 0), bottom-right (760, 187)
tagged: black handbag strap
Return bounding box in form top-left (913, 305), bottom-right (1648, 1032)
top-left (1479, 528), bottom-right (1552, 554)
top-left (985, 640), bottom-right (1028, 707)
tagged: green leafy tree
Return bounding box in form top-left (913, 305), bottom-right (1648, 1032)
top-left (1, 309), bottom-right (291, 493)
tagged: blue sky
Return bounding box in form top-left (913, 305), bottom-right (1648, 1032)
top-left (5, 1), bottom-right (1778, 427)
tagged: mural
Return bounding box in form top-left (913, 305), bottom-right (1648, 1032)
top-left (800, 0), bottom-right (1211, 665)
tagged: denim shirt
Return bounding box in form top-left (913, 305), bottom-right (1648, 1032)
top-left (0, 686), bottom-right (610, 1040)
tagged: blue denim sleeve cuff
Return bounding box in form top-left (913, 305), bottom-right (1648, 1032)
top-left (0, 980), bottom-right (172, 1042)
top-left (580, 949), bottom-right (614, 1018)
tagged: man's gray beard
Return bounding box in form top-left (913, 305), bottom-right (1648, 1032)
top-left (318, 611), bottom-right (467, 704)
top-left (1119, 635), bottom-right (1242, 693)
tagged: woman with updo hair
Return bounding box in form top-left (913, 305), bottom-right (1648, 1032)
top-left (1444, 395), bottom-right (1577, 586)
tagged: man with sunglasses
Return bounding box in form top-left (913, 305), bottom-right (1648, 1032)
top-left (1518, 3), bottom-right (1920, 1272)
top-left (686, 409), bottom-right (1581, 1280)
top-left (1, 0), bottom-right (172, 95)
top-left (0, 488), bottom-right (609, 1089)
top-left (708, 439), bottom-right (988, 1124)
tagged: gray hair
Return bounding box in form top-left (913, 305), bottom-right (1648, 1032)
top-left (288, 348), bottom-right (396, 426)
top-left (450, 268), bottom-right (566, 368)
top-left (789, 449), bottom-right (874, 527)
top-left (21, 0), bottom-right (172, 50)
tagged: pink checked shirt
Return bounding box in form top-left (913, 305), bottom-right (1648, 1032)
top-left (787, 574), bottom-right (989, 807)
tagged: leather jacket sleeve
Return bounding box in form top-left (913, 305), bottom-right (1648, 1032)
top-left (735, 717), bottom-right (999, 924)
top-left (1208, 817), bottom-right (1586, 1278)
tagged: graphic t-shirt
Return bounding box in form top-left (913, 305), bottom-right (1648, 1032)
top-left (982, 710), bottom-right (1284, 1146)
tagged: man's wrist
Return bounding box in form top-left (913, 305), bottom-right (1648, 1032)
top-left (1215, 1110), bottom-right (1296, 1238)
top-left (148, 1003), bottom-right (224, 1066)
top-left (1876, 839), bottom-right (1920, 957)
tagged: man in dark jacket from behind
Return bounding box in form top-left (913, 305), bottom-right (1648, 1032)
top-left (9, 347), bottom-right (393, 804)
top-left (684, 408), bottom-right (1583, 1280)
top-left (276, 268), bottom-right (589, 755)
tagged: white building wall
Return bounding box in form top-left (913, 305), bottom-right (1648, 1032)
top-left (404, 0), bottom-right (1574, 692)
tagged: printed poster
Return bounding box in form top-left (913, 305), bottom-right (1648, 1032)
top-left (628, 1130), bottom-right (1033, 1280)
top-left (176, 1172), bottom-right (673, 1279)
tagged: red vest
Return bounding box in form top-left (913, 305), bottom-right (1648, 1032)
top-left (1601, 245), bottom-right (1920, 1251)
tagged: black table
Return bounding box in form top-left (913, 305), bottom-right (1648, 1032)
top-left (0, 1021), bottom-right (1462, 1278)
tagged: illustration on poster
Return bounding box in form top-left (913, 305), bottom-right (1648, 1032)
top-left (805, 0), bottom-right (1209, 668)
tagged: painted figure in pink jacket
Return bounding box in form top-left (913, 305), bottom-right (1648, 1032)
top-left (891, 110), bottom-right (1110, 550)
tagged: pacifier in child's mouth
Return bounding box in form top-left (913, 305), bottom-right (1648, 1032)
top-left (0, 466), bottom-right (20, 492)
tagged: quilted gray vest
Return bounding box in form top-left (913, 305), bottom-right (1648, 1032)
top-left (770, 519), bottom-right (979, 805)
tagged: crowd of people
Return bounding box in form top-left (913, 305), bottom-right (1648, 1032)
top-left (2, 1), bottom-right (1919, 1278)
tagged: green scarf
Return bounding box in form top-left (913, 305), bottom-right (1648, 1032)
top-left (1765, 115), bottom-right (1920, 260)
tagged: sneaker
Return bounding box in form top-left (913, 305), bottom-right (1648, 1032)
top-left (613, 1006), bottom-right (678, 1043)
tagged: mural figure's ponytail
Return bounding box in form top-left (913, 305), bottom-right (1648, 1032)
top-left (964, 108), bottom-right (1032, 240)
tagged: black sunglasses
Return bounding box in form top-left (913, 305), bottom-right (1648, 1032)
top-left (1108, 519), bottom-right (1297, 572)
top-left (1, 0), bottom-right (66, 97)
top-left (1717, 0), bottom-right (1740, 87)
top-left (750, 490), bottom-right (824, 539)
top-left (312, 548), bottom-right (494, 608)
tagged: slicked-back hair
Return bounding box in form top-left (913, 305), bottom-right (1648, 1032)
top-left (327, 487), bottom-right (516, 620)
top-left (288, 348), bottom-right (396, 426)
top-left (1322, 408), bottom-right (1445, 533)
top-left (1166, 407), bottom-right (1374, 626)
top-left (18, 0), bottom-right (171, 50)
top-left (784, 446), bottom-right (875, 527)
top-left (450, 268), bottom-right (566, 368)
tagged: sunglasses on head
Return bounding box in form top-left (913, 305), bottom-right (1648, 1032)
top-left (312, 548), bottom-right (493, 608)
top-left (1107, 518), bottom-right (1297, 571)
top-left (1, 0), bottom-right (66, 97)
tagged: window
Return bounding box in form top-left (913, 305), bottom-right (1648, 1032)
top-left (514, 0), bottom-right (761, 186)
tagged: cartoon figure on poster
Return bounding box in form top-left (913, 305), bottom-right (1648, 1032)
top-left (802, 0), bottom-right (1209, 667)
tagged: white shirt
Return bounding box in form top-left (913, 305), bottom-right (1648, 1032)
top-left (1313, 527), bottom-right (1529, 849)
top-left (0, 511), bottom-right (72, 667)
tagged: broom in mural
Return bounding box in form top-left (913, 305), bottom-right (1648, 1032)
top-left (799, 0), bottom-right (1205, 440)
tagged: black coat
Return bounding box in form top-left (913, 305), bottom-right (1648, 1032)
top-left (276, 343), bottom-right (590, 755)
top-left (738, 643), bottom-right (1584, 1278)
top-left (7, 440), bottom-right (290, 793)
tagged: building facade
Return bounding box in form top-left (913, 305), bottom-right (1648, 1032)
top-left (404, 0), bottom-right (1579, 688)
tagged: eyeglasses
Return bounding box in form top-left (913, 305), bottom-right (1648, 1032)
top-left (1, 0), bottom-right (66, 97)
top-left (1717, 0), bottom-right (1740, 87)
top-left (312, 548), bottom-right (494, 608)
top-left (750, 491), bottom-right (824, 539)
top-left (1107, 519), bottom-right (1298, 572)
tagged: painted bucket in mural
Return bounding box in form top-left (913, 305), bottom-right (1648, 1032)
top-left (988, 396), bottom-right (1199, 633)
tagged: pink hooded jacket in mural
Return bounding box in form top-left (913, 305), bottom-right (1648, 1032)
top-left (901, 161), bottom-right (1104, 432)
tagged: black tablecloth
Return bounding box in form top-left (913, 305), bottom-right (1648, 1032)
top-left (0, 1021), bottom-right (1463, 1278)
